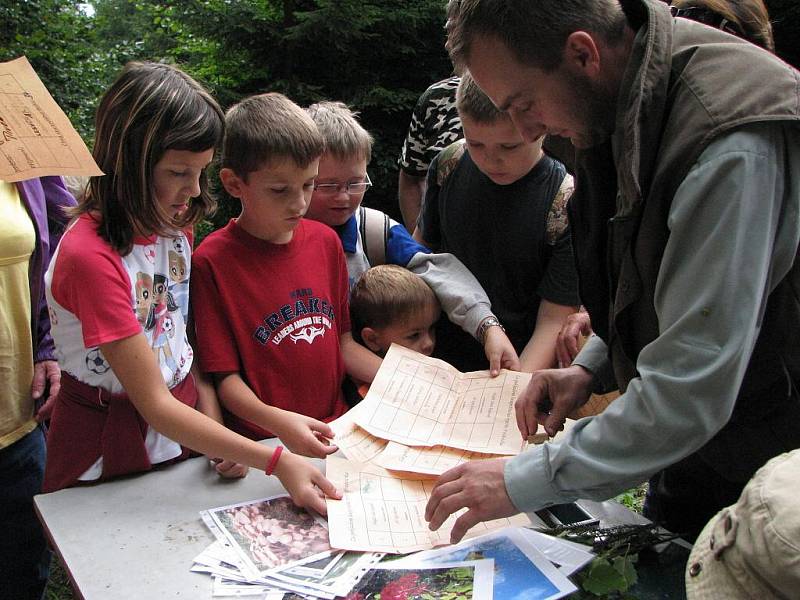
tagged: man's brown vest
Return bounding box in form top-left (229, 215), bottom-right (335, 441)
top-left (569, 0), bottom-right (800, 481)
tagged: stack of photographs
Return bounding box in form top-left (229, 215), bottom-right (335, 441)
top-left (193, 496), bottom-right (594, 599)
top-left (340, 559), bottom-right (495, 600)
top-left (392, 526), bottom-right (592, 599)
top-left (192, 494), bottom-right (384, 598)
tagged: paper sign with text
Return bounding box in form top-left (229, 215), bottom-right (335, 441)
top-left (0, 56), bottom-right (101, 182)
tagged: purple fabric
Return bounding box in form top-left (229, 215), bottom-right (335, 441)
top-left (15, 177), bottom-right (76, 363)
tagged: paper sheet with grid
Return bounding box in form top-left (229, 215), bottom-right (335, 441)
top-left (330, 401), bottom-right (508, 475)
top-left (353, 344), bottom-right (528, 455)
top-left (372, 440), bottom-right (504, 476)
top-left (0, 57), bottom-right (101, 181)
top-left (325, 456), bottom-right (530, 553)
top-left (329, 401), bottom-right (387, 463)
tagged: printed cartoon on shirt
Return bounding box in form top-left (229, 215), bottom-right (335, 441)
top-left (150, 273), bottom-right (179, 370)
top-left (167, 237), bottom-right (189, 321)
top-left (253, 287), bottom-right (337, 347)
top-left (135, 272), bottom-right (154, 327)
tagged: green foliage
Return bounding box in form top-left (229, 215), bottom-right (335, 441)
top-left (176, 0), bottom-right (454, 220)
top-left (0, 0), bottom-right (110, 140)
top-left (615, 484), bottom-right (647, 514)
top-left (554, 523), bottom-right (683, 599)
top-left (5, 0), bottom-right (797, 236)
top-left (579, 555), bottom-right (638, 597)
top-left (43, 559), bottom-right (75, 600)
top-left (3, 0), bottom-right (453, 225)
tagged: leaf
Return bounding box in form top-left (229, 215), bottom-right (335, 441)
top-left (612, 555), bottom-right (638, 589)
top-left (580, 558), bottom-right (629, 596)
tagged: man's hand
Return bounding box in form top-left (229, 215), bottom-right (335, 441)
top-left (515, 365), bottom-right (593, 439)
top-left (272, 411), bottom-right (338, 459)
top-left (33, 360), bottom-right (61, 422)
top-left (555, 310), bottom-right (592, 368)
top-left (274, 453), bottom-right (342, 516)
top-left (483, 326), bottom-right (520, 376)
top-left (425, 459), bottom-right (518, 543)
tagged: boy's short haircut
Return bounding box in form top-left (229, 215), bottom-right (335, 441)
top-left (350, 265), bottom-right (438, 343)
top-left (456, 71), bottom-right (505, 124)
top-left (306, 101), bottom-right (373, 163)
top-left (222, 92), bottom-right (324, 178)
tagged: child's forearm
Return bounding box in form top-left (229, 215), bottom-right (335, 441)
top-left (192, 363), bottom-right (223, 423)
top-left (398, 170), bottom-right (426, 232)
top-left (519, 300), bottom-right (579, 372)
top-left (101, 323), bottom-right (338, 514)
top-left (411, 227), bottom-right (430, 247)
top-left (217, 372), bottom-right (338, 459)
top-left (341, 332), bottom-right (382, 382)
top-left (101, 335), bottom-right (275, 469)
top-left (215, 372), bottom-right (287, 433)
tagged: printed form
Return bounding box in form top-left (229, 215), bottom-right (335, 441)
top-left (373, 441), bottom-right (504, 476)
top-left (0, 56), bottom-right (101, 181)
top-left (329, 401), bottom-right (387, 463)
top-left (353, 344), bottom-right (529, 455)
top-left (330, 403), bottom-right (507, 475)
top-left (325, 456), bottom-right (529, 553)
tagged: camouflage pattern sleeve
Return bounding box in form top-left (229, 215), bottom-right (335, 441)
top-left (397, 77), bottom-right (463, 177)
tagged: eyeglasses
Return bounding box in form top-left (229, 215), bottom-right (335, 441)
top-left (313, 174), bottom-right (372, 196)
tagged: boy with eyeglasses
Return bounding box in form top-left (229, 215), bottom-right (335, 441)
top-left (305, 101), bottom-right (519, 376)
top-left (191, 93), bottom-right (381, 459)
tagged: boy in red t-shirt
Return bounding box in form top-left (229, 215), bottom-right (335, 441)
top-left (191, 93), bottom-right (381, 459)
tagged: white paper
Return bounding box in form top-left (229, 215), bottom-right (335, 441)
top-left (354, 344), bottom-right (529, 455)
top-left (519, 527), bottom-right (595, 575)
top-left (211, 575), bottom-right (285, 598)
top-left (374, 440), bottom-right (506, 475)
top-left (267, 549), bottom-right (383, 597)
top-left (325, 456), bottom-right (530, 553)
top-left (329, 401), bottom-right (387, 463)
top-left (284, 551), bottom-right (343, 578)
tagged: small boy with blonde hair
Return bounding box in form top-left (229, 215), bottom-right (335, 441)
top-left (191, 93), bottom-right (380, 459)
top-left (305, 100), bottom-right (518, 376)
top-left (415, 72), bottom-right (580, 372)
top-left (350, 264), bottom-right (440, 357)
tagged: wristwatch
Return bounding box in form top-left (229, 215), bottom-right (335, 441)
top-left (477, 316), bottom-right (505, 345)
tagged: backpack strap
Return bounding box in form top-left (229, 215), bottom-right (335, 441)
top-left (359, 206), bottom-right (390, 266)
top-left (545, 172), bottom-right (575, 245)
top-left (435, 139), bottom-right (467, 187)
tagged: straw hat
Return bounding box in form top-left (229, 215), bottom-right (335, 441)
top-left (685, 449), bottom-right (800, 599)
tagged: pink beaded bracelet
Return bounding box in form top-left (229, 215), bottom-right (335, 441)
top-left (265, 445), bottom-right (283, 476)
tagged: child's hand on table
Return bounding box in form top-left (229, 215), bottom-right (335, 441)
top-left (274, 452), bottom-right (341, 516)
top-left (272, 410), bottom-right (339, 459)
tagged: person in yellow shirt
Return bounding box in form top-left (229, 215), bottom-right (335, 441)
top-left (0, 176), bottom-right (75, 599)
